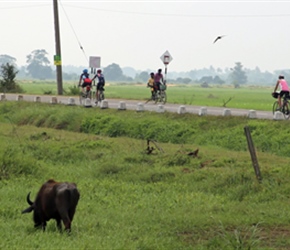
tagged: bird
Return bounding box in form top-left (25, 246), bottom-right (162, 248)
top-left (213, 35), bottom-right (225, 44)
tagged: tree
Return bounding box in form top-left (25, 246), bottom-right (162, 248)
top-left (230, 62), bottom-right (247, 86)
top-left (26, 49), bottom-right (53, 79)
top-left (213, 75), bottom-right (225, 84)
top-left (103, 63), bottom-right (124, 81)
top-left (176, 77), bottom-right (192, 84)
top-left (136, 71), bottom-right (149, 82)
top-left (0, 63), bottom-right (23, 93)
top-left (0, 54), bottom-right (17, 66)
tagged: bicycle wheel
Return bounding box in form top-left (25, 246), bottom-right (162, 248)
top-left (272, 101), bottom-right (279, 114)
top-left (100, 91), bottom-right (105, 101)
top-left (283, 102), bottom-right (290, 119)
top-left (160, 91), bottom-right (167, 104)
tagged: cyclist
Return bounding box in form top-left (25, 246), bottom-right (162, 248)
top-left (78, 69), bottom-right (92, 94)
top-left (273, 75), bottom-right (289, 110)
top-left (147, 72), bottom-right (156, 99)
top-left (154, 68), bottom-right (164, 93)
top-left (92, 69), bottom-right (105, 103)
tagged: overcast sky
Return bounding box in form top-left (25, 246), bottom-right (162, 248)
top-left (1, 0), bottom-right (290, 73)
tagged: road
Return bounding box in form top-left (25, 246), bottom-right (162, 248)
top-left (1, 93), bottom-right (277, 120)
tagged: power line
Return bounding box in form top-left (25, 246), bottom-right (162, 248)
top-left (59, 0), bottom-right (89, 64)
top-left (0, 4), bottom-right (50, 10)
top-left (62, 4), bottom-right (290, 18)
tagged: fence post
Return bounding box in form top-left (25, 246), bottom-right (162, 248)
top-left (244, 126), bottom-right (262, 182)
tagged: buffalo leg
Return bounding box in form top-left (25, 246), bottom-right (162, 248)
top-left (56, 218), bottom-right (62, 231)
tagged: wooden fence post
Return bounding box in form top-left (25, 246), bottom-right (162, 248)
top-left (244, 126), bottom-right (262, 182)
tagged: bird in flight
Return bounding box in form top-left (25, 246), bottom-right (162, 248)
top-left (213, 35), bottom-right (225, 44)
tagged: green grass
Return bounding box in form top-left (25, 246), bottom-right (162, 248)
top-left (17, 80), bottom-right (274, 111)
top-left (1, 102), bottom-right (290, 249)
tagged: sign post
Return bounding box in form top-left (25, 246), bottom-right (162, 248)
top-left (160, 50), bottom-right (173, 84)
top-left (89, 56), bottom-right (101, 75)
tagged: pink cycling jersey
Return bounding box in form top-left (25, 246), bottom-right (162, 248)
top-left (279, 79), bottom-right (289, 91)
top-left (154, 73), bottom-right (163, 82)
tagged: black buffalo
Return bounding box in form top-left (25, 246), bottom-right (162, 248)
top-left (22, 179), bottom-right (80, 232)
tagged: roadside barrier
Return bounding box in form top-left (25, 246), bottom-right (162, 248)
top-left (0, 95), bottom-right (277, 120)
top-left (118, 101), bottom-right (126, 110)
top-left (34, 96), bottom-right (41, 102)
top-left (0, 93), bottom-right (6, 101)
top-left (199, 107), bottom-right (207, 116)
top-left (84, 98), bottom-right (92, 108)
top-left (177, 105), bottom-right (186, 114)
top-left (136, 103), bottom-right (144, 112)
top-left (222, 109), bottom-right (231, 116)
top-left (248, 110), bottom-right (257, 119)
top-left (67, 97), bottom-right (76, 106)
top-left (16, 95), bottom-right (23, 101)
top-left (50, 96), bottom-right (58, 104)
top-left (100, 100), bottom-right (108, 109)
top-left (156, 104), bottom-right (165, 113)
top-left (273, 111), bottom-right (283, 120)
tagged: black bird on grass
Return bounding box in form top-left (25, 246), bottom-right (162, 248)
top-left (213, 35), bottom-right (225, 44)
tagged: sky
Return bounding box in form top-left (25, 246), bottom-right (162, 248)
top-left (1, 0), bottom-right (290, 73)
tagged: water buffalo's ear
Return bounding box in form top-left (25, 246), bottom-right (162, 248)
top-left (22, 206), bottom-right (33, 214)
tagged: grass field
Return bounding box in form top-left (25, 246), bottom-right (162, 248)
top-left (1, 102), bottom-right (290, 249)
top-left (17, 80), bottom-right (274, 111)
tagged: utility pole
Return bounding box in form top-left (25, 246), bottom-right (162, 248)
top-left (53, 0), bottom-right (63, 95)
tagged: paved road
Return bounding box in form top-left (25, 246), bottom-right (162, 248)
top-left (1, 93), bottom-right (277, 120)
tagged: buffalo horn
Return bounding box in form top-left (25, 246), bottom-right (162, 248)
top-left (26, 192), bottom-right (33, 205)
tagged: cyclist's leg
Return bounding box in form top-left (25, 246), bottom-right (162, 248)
top-left (95, 83), bottom-right (100, 103)
top-left (81, 82), bottom-right (85, 95)
top-left (279, 91), bottom-right (287, 108)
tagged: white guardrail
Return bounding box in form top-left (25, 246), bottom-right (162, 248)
top-left (0, 93), bottom-right (281, 120)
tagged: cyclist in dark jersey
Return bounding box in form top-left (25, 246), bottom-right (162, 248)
top-left (154, 69), bottom-right (164, 92)
top-left (91, 69), bottom-right (105, 103)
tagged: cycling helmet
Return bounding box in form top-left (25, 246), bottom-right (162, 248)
top-left (279, 75), bottom-right (284, 79)
top-left (97, 69), bottom-right (102, 73)
top-left (83, 69), bottom-right (88, 74)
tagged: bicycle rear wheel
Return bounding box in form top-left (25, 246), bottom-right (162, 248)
top-left (272, 101), bottom-right (279, 114)
top-left (100, 91), bottom-right (105, 101)
top-left (283, 103), bottom-right (290, 119)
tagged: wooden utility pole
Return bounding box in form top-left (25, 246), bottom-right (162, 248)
top-left (53, 0), bottom-right (63, 95)
top-left (244, 126), bottom-right (262, 182)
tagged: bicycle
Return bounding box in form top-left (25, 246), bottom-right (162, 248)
top-left (95, 86), bottom-right (105, 104)
top-left (272, 92), bottom-right (290, 119)
top-left (154, 84), bottom-right (167, 104)
top-left (79, 85), bottom-right (95, 105)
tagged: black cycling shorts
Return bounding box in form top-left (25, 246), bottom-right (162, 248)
top-left (279, 91), bottom-right (289, 99)
top-left (96, 83), bottom-right (104, 91)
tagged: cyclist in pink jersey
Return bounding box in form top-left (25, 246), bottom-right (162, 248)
top-left (273, 75), bottom-right (289, 109)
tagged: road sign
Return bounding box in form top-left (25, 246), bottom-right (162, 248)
top-left (54, 55), bottom-right (61, 65)
top-left (89, 56), bottom-right (101, 68)
top-left (160, 50), bottom-right (173, 65)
